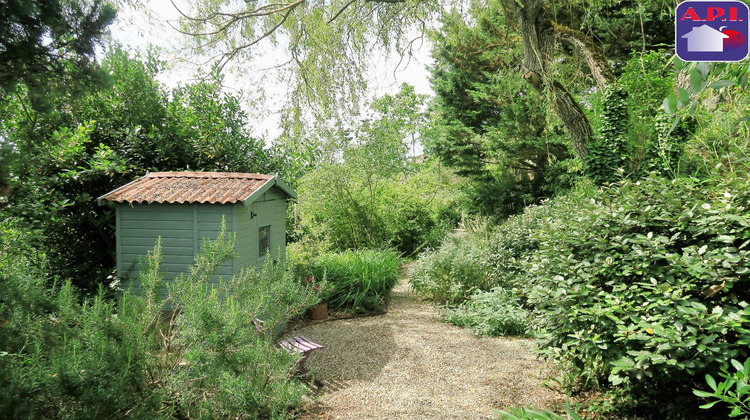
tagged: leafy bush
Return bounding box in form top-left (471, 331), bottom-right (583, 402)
top-left (296, 158), bottom-right (460, 255)
top-left (482, 201), bottom-right (570, 296)
top-left (409, 199), bottom-right (568, 306)
top-left (443, 287), bottom-right (530, 337)
top-left (378, 176), bottom-right (459, 256)
top-left (303, 249), bottom-right (401, 311)
top-left (527, 173), bottom-right (750, 398)
top-left (408, 233), bottom-right (492, 305)
top-left (408, 203), bottom-right (562, 339)
top-left (291, 86), bottom-right (461, 255)
top-left (694, 357), bottom-right (750, 417)
top-left (0, 226), bottom-right (316, 419)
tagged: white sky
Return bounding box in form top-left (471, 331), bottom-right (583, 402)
top-left (109, 1), bottom-right (435, 139)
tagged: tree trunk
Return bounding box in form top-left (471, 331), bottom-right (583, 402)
top-left (500, 0), bottom-right (595, 160)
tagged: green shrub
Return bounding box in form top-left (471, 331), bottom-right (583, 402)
top-left (483, 200), bottom-right (572, 297)
top-left (296, 158), bottom-right (460, 255)
top-left (161, 231), bottom-right (316, 418)
top-left (0, 246), bottom-right (163, 418)
top-left (408, 198), bottom-right (569, 306)
top-left (694, 357), bottom-right (750, 417)
top-left (305, 249), bottom-right (401, 311)
top-left (409, 206), bottom-right (553, 337)
top-left (408, 234), bottom-right (492, 305)
top-left (0, 226), bottom-right (317, 419)
top-left (380, 191), bottom-right (452, 257)
top-left (527, 173), bottom-right (750, 398)
top-left (443, 287), bottom-right (530, 337)
top-left (286, 238), bottom-right (331, 275)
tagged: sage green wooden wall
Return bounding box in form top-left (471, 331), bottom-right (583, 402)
top-left (116, 187), bottom-right (288, 295)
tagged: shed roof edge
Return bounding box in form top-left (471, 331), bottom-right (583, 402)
top-left (95, 172), bottom-right (152, 206)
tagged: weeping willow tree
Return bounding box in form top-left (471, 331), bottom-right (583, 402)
top-left (168, 0), bottom-right (675, 161)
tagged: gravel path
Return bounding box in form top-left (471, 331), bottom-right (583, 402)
top-left (292, 279), bottom-right (563, 419)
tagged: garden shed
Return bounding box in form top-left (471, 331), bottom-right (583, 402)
top-left (98, 171), bottom-right (296, 295)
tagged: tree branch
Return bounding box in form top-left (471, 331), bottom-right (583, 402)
top-left (169, 0), bottom-right (304, 38)
top-left (328, 0), bottom-right (358, 23)
top-left (552, 21), bottom-right (614, 89)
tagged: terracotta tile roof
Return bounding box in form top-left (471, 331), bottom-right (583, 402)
top-left (99, 172), bottom-right (275, 204)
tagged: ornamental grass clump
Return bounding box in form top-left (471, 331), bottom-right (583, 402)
top-left (309, 249), bottom-right (400, 311)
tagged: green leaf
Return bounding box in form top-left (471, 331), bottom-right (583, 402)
top-left (717, 235), bottom-right (734, 243)
top-left (691, 69), bottom-right (704, 92)
top-left (696, 62), bottom-right (710, 79)
top-left (706, 373), bottom-right (718, 391)
top-left (732, 359), bottom-right (744, 372)
top-left (664, 93), bottom-right (678, 114)
top-left (694, 389), bottom-right (717, 398)
top-left (725, 253), bottom-right (741, 262)
top-left (699, 401), bottom-right (720, 409)
top-left (564, 405), bottom-right (584, 420)
top-left (674, 56), bottom-right (685, 71)
top-left (678, 88), bottom-right (690, 107)
top-left (710, 80), bottom-right (737, 89)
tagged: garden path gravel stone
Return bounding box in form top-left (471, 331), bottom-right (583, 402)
top-left (293, 279), bottom-right (563, 419)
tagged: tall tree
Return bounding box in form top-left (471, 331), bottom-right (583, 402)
top-left (426, 6), bottom-right (572, 218)
top-left (0, 0), bottom-right (116, 103)
top-left (0, 0), bottom-right (116, 234)
top-left (500, 0), bottom-right (602, 158)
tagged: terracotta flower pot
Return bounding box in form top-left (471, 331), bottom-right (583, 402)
top-left (307, 302), bottom-right (328, 321)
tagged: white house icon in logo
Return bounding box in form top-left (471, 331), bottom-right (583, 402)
top-left (682, 24), bottom-right (730, 52)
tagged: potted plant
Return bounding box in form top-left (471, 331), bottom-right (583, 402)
top-left (302, 275), bottom-right (334, 320)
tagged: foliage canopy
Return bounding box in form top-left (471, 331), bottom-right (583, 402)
top-left (0, 0), bottom-right (116, 105)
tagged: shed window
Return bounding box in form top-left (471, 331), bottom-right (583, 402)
top-left (258, 225), bottom-right (270, 258)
